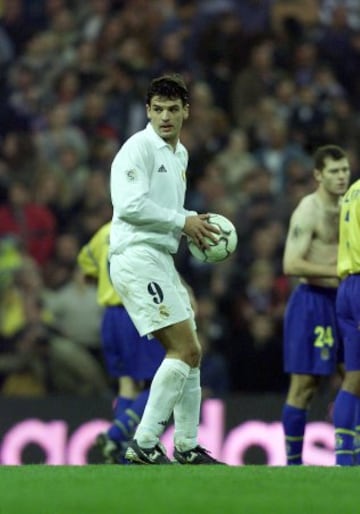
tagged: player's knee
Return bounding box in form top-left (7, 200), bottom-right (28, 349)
top-left (288, 382), bottom-right (317, 407)
top-left (342, 371), bottom-right (360, 396)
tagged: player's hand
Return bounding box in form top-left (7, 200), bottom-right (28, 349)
top-left (183, 214), bottom-right (220, 250)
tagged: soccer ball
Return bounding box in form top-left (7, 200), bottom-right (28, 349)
top-left (187, 213), bottom-right (238, 263)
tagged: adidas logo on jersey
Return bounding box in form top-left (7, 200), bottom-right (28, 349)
top-left (157, 165), bottom-right (167, 173)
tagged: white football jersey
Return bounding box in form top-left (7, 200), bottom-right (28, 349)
top-left (109, 123), bottom-right (195, 256)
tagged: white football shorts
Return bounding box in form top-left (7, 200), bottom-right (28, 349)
top-left (109, 244), bottom-right (195, 337)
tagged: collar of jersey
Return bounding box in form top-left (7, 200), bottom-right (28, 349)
top-left (146, 122), bottom-right (182, 153)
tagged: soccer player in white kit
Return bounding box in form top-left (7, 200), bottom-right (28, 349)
top-left (109, 74), bottom-right (222, 464)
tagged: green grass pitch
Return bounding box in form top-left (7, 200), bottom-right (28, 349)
top-left (0, 465), bottom-right (358, 514)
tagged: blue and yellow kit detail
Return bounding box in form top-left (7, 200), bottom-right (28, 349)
top-left (338, 179), bottom-right (360, 279)
top-left (77, 222), bottom-right (120, 306)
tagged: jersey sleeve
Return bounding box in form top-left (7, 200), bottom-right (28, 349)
top-left (110, 139), bottom-right (186, 232)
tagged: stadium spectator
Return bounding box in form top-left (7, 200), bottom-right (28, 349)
top-left (270, 0), bottom-right (319, 34)
top-left (0, 179), bottom-right (56, 266)
top-left (98, 59), bottom-right (145, 145)
top-left (49, 67), bottom-right (84, 121)
top-left (0, 251), bottom-right (44, 340)
top-left (214, 128), bottom-right (257, 197)
top-left (0, 131), bottom-right (49, 186)
top-left (319, 0), bottom-right (360, 30)
top-left (42, 232), bottom-right (81, 290)
top-left (254, 118), bottom-right (307, 194)
top-left (230, 40), bottom-right (281, 128)
top-left (34, 103), bottom-right (88, 163)
top-left (79, 0), bottom-right (113, 42)
top-left (43, 266), bottom-right (104, 363)
top-left (0, 322), bottom-right (109, 396)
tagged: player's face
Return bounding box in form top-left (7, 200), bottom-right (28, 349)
top-left (317, 157), bottom-right (351, 196)
top-left (147, 96), bottom-right (189, 148)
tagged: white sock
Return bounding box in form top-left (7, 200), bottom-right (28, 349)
top-left (173, 367), bottom-right (201, 451)
top-left (134, 358), bottom-right (190, 448)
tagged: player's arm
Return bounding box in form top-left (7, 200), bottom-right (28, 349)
top-left (77, 228), bottom-right (105, 278)
top-left (283, 207), bottom-right (337, 278)
top-left (183, 214), bottom-right (220, 249)
top-left (77, 244), bottom-right (98, 278)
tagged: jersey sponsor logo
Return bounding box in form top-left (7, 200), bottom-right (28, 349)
top-left (157, 165), bottom-right (167, 173)
top-left (159, 304), bottom-right (170, 318)
top-left (321, 348), bottom-right (330, 360)
top-left (125, 169), bottom-right (137, 181)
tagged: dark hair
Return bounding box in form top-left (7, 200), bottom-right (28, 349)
top-left (313, 144), bottom-right (346, 171)
top-left (146, 74), bottom-right (189, 106)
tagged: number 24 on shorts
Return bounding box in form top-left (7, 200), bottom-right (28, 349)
top-left (313, 325), bottom-right (334, 348)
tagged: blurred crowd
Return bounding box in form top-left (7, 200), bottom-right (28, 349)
top-left (1, 0), bottom-right (360, 398)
